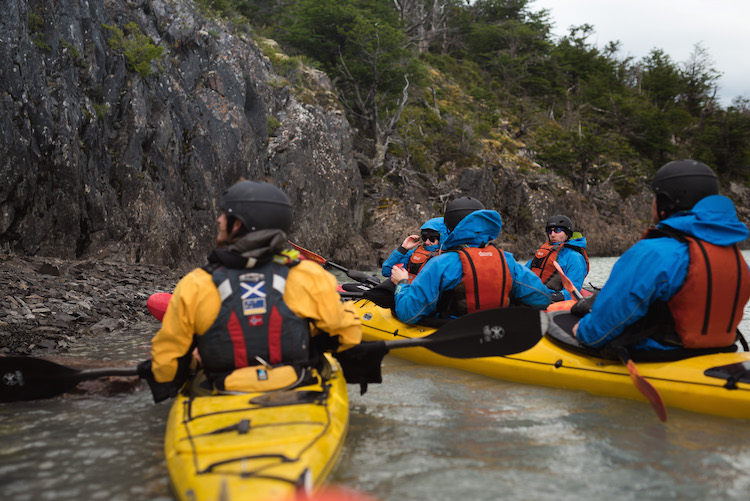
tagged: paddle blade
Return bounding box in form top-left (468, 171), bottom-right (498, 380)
top-left (0, 357), bottom-right (81, 402)
top-left (547, 299), bottom-right (577, 311)
top-left (1, 357), bottom-right (140, 403)
top-left (388, 307), bottom-right (547, 359)
top-left (288, 241), bottom-right (326, 265)
top-left (553, 261), bottom-right (583, 300)
top-left (147, 292), bottom-right (172, 321)
top-left (625, 359), bottom-right (668, 422)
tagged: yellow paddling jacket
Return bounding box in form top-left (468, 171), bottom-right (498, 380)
top-left (150, 256), bottom-right (362, 387)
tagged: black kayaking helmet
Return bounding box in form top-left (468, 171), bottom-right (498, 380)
top-left (651, 160), bottom-right (719, 218)
top-left (444, 197), bottom-right (485, 232)
top-left (545, 214), bottom-right (573, 239)
top-left (219, 181), bottom-right (293, 234)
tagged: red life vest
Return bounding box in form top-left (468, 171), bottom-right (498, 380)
top-left (455, 245), bottom-right (513, 314)
top-left (669, 237), bottom-right (750, 348)
top-left (643, 227), bottom-right (750, 348)
top-left (528, 241), bottom-right (589, 285)
top-left (406, 245), bottom-right (438, 282)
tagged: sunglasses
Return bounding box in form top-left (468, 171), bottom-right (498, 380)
top-left (421, 233), bottom-right (440, 242)
top-left (547, 227), bottom-right (565, 234)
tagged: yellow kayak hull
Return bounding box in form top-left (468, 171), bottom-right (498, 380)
top-left (355, 299), bottom-right (750, 420)
top-left (164, 354), bottom-right (349, 501)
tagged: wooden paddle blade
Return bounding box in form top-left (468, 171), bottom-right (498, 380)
top-left (553, 261), bottom-right (583, 300)
top-left (387, 307), bottom-right (547, 358)
top-left (625, 359), bottom-right (668, 422)
top-left (288, 241), bottom-right (353, 274)
top-left (288, 241), bottom-right (327, 265)
top-left (0, 357), bottom-right (81, 402)
top-left (547, 299), bottom-right (578, 311)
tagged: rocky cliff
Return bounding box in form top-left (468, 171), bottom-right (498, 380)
top-left (1, 0), bottom-right (371, 272)
top-left (1, 0), bottom-right (747, 275)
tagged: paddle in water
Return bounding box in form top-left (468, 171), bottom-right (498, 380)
top-left (3, 293), bottom-right (546, 402)
top-left (0, 357), bottom-right (138, 403)
top-left (553, 261), bottom-right (668, 422)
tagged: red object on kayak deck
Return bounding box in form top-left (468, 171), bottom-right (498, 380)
top-left (147, 292), bottom-right (172, 321)
top-left (547, 299), bottom-right (577, 311)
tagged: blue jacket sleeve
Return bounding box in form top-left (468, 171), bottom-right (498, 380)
top-left (576, 238), bottom-right (689, 349)
top-left (381, 247), bottom-right (414, 277)
top-left (393, 254), bottom-right (462, 323)
top-left (506, 253), bottom-right (552, 309)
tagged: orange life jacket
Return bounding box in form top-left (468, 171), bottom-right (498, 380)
top-left (528, 241), bottom-right (590, 284)
top-left (455, 245), bottom-right (513, 314)
top-left (406, 245), bottom-right (438, 282)
top-left (644, 227), bottom-right (750, 348)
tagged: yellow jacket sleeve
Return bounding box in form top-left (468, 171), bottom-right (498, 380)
top-left (284, 260), bottom-right (362, 350)
top-left (150, 269), bottom-right (221, 383)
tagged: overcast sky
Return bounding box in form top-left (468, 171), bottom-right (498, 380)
top-left (530, 0), bottom-right (749, 107)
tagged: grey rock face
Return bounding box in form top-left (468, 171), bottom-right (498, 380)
top-left (0, 0), bottom-right (373, 269)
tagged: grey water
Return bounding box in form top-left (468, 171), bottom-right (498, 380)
top-left (2, 255), bottom-right (750, 500)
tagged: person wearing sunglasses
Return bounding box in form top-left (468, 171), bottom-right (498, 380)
top-left (526, 214), bottom-right (589, 301)
top-left (381, 217), bottom-right (448, 282)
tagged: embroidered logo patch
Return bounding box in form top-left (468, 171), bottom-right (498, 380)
top-left (241, 280), bottom-right (267, 315)
top-left (247, 315), bottom-right (264, 327)
top-left (239, 272), bottom-right (264, 282)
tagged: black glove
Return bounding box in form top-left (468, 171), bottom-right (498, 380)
top-left (550, 291), bottom-right (566, 302)
top-left (332, 341), bottom-right (389, 395)
top-left (363, 280), bottom-right (396, 310)
top-left (571, 294), bottom-right (597, 318)
top-left (137, 359), bottom-right (183, 403)
top-left (544, 273), bottom-right (563, 292)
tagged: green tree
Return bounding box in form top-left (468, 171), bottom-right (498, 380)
top-left (281, 0), bottom-right (417, 173)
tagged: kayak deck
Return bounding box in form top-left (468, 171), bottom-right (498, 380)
top-left (164, 354), bottom-right (349, 500)
top-left (355, 299), bottom-right (750, 420)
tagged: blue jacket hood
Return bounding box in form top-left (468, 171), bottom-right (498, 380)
top-left (443, 210), bottom-right (502, 249)
top-left (420, 217), bottom-right (449, 252)
top-left (564, 236), bottom-right (587, 249)
top-left (659, 195), bottom-right (748, 246)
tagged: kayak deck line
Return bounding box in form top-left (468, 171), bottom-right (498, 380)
top-left (181, 392), bottom-right (335, 475)
top-left (498, 352), bottom-right (750, 391)
top-left (165, 354), bottom-right (349, 500)
top-left (180, 387), bottom-right (331, 422)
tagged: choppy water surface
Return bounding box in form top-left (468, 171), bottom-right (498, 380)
top-left (2, 255), bottom-right (750, 500)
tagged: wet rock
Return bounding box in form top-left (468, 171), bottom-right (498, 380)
top-left (0, 255), bottom-right (181, 357)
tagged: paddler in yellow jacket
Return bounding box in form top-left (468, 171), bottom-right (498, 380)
top-left (138, 180), bottom-right (362, 402)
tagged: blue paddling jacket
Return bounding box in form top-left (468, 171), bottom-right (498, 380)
top-left (577, 195), bottom-right (750, 350)
top-left (393, 210), bottom-right (551, 323)
top-left (381, 217), bottom-right (449, 277)
top-left (525, 235), bottom-right (589, 300)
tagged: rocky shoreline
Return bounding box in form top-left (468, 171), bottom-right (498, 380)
top-left (0, 254), bottom-right (184, 357)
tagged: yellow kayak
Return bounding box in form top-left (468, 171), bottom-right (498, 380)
top-left (164, 354), bottom-right (349, 501)
top-left (354, 299), bottom-right (750, 420)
